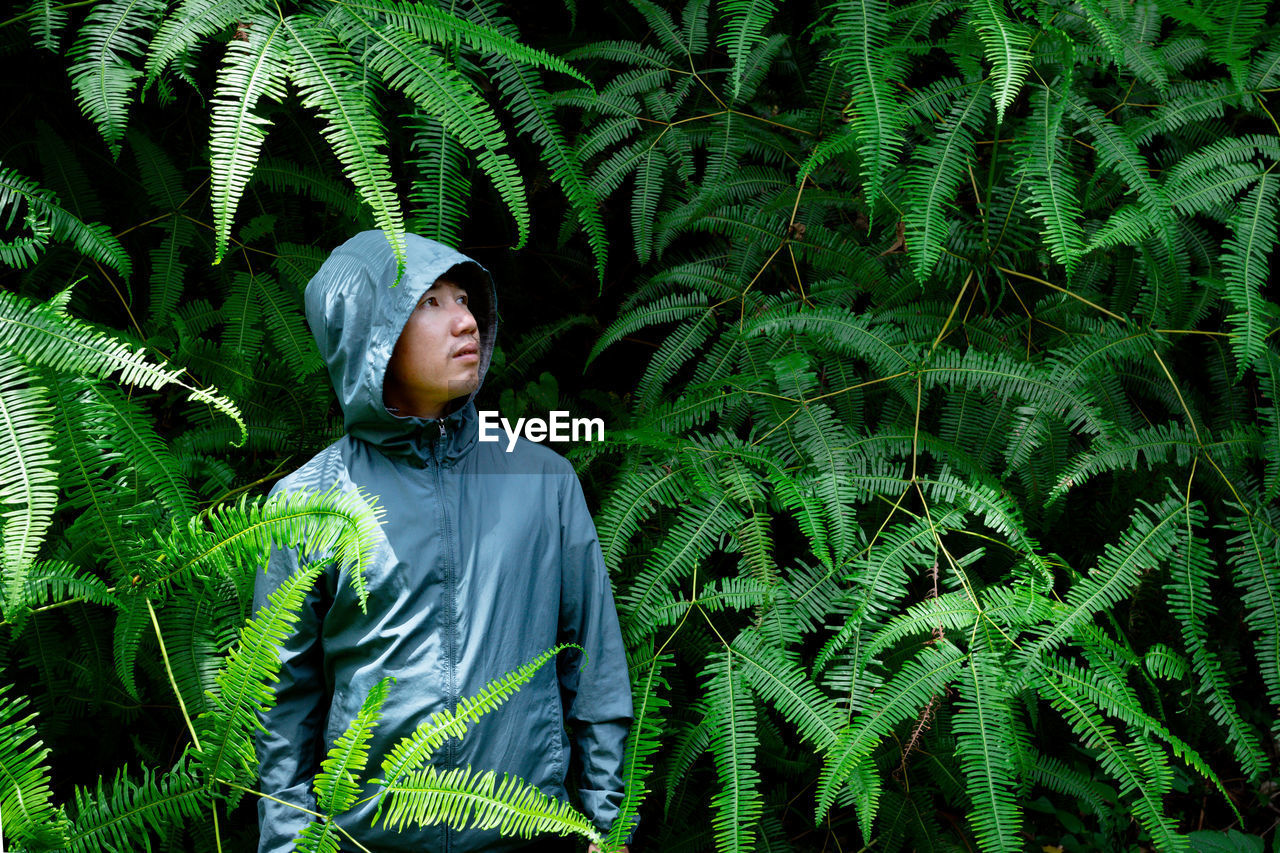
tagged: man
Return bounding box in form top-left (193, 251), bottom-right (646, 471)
top-left (254, 231), bottom-right (632, 852)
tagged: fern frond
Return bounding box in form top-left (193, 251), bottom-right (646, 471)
top-left (703, 646), bottom-right (763, 853)
top-left (405, 115), bottom-right (470, 248)
top-left (606, 648), bottom-right (672, 850)
top-left (295, 676), bottom-right (394, 853)
top-left (903, 83), bottom-right (989, 279)
top-left (954, 646), bottom-right (1023, 853)
top-left (1221, 503), bottom-right (1280, 732)
top-left (0, 288), bottom-right (243, 440)
top-left (377, 646), bottom-right (575, 797)
top-left (718, 0), bottom-right (778, 103)
top-left (337, 0), bottom-right (591, 86)
top-left (816, 643), bottom-right (967, 822)
top-left (209, 11), bottom-right (289, 264)
top-left (377, 764), bottom-right (601, 845)
top-left (470, 0), bottom-right (606, 274)
top-left (823, 0), bottom-right (905, 214)
top-left (331, 6), bottom-right (530, 251)
top-left (1221, 169), bottom-right (1279, 374)
top-left (0, 684), bottom-right (68, 848)
top-left (145, 0), bottom-right (261, 81)
top-left (1026, 492), bottom-right (1185, 659)
top-left (0, 353), bottom-right (58, 618)
top-left (66, 757), bottom-right (206, 853)
top-left (969, 0), bottom-right (1030, 124)
top-left (0, 164), bottom-right (131, 275)
top-left (67, 0), bottom-right (166, 157)
top-left (1017, 86), bottom-right (1086, 277)
top-left (145, 487), bottom-right (383, 604)
top-left (283, 13), bottom-right (406, 276)
top-left (192, 560), bottom-right (328, 786)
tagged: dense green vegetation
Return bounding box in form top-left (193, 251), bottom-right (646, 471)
top-left (0, 0), bottom-right (1278, 850)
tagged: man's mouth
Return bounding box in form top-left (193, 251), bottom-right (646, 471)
top-left (453, 343), bottom-right (479, 359)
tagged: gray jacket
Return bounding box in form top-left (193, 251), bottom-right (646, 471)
top-left (253, 231), bottom-right (631, 852)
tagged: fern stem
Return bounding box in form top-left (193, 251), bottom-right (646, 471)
top-left (994, 264), bottom-right (1127, 322)
top-left (929, 270), bottom-right (973, 355)
top-left (0, 0), bottom-right (99, 29)
top-left (218, 780), bottom-right (378, 853)
top-left (146, 598), bottom-right (202, 752)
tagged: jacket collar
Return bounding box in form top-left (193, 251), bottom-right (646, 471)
top-left (355, 399), bottom-right (479, 468)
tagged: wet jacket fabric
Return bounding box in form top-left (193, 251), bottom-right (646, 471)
top-left (253, 231), bottom-right (632, 853)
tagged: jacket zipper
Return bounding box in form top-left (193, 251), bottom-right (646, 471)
top-left (433, 418), bottom-right (457, 853)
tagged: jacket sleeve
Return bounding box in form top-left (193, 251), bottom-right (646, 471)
top-left (253, 540), bottom-right (332, 853)
top-left (556, 470), bottom-right (634, 836)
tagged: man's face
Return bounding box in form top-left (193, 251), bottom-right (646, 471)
top-left (383, 277), bottom-right (481, 419)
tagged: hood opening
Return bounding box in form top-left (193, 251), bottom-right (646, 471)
top-left (305, 230), bottom-right (499, 452)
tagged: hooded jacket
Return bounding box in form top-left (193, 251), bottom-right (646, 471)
top-left (253, 231), bottom-right (632, 853)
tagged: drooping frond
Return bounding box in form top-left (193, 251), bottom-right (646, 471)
top-left (902, 83), bottom-right (990, 279)
top-left (0, 164), bottom-right (130, 276)
top-left (405, 115), bottom-right (471, 249)
top-left (703, 646), bottom-right (763, 853)
top-left (209, 11), bottom-right (290, 264)
top-left (330, 5), bottom-right (530, 251)
top-left (144, 487), bottom-right (383, 604)
top-left (0, 353), bottom-right (57, 619)
top-left (969, 0), bottom-right (1030, 124)
top-left (67, 0), bottom-right (167, 157)
top-left (0, 288), bottom-right (243, 440)
top-left (954, 647), bottom-right (1023, 852)
top-left (821, 0), bottom-right (904, 215)
top-left (717, 0), bottom-right (778, 103)
top-left (1221, 170), bottom-right (1279, 373)
top-left (1017, 85), bottom-right (1086, 277)
top-left (283, 13), bottom-right (406, 278)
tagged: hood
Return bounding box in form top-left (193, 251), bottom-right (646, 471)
top-left (304, 230), bottom-right (498, 459)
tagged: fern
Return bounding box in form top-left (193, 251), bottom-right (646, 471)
top-left (294, 676), bottom-right (394, 853)
top-left (208, 11), bottom-right (290, 265)
top-left (67, 0), bottom-right (166, 157)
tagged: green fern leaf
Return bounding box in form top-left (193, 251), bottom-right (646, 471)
top-left (903, 83), bottom-right (989, 279)
top-left (816, 643), bottom-right (967, 822)
top-left (969, 0), bottom-right (1030, 124)
top-left (955, 647), bottom-right (1023, 852)
top-left (0, 164), bottom-right (131, 276)
top-left (823, 0), bottom-right (905, 214)
top-left (718, 0), bottom-right (778, 103)
top-left (377, 764), bottom-right (601, 845)
top-left (67, 0), bottom-right (166, 157)
top-left (0, 684), bottom-right (68, 848)
top-left (283, 13), bottom-right (406, 277)
top-left (295, 676), bottom-right (395, 853)
top-left (1221, 170), bottom-right (1279, 375)
top-left (704, 647), bottom-right (763, 853)
top-left (330, 6), bottom-right (530, 252)
top-left (66, 758), bottom-right (206, 853)
top-left (377, 646), bottom-right (575, 798)
top-left (193, 559), bottom-right (328, 786)
top-left (1017, 86), bottom-right (1086, 277)
top-left (0, 353), bottom-right (57, 618)
top-left (209, 11), bottom-right (290, 264)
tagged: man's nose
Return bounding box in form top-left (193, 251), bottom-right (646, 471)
top-left (453, 303), bottom-right (477, 335)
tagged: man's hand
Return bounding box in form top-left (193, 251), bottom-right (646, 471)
top-left (588, 844), bottom-right (628, 853)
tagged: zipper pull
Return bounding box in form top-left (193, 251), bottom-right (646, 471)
top-left (438, 420), bottom-right (447, 440)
